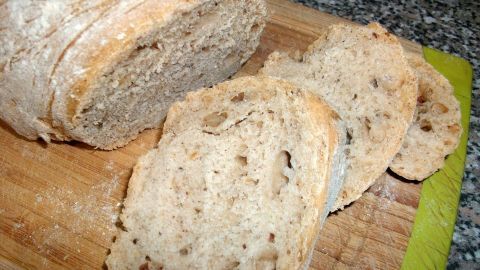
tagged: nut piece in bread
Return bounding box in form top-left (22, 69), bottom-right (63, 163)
top-left (260, 23), bottom-right (418, 210)
top-left (106, 76), bottom-right (346, 270)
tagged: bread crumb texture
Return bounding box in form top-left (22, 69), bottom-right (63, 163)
top-left (106, 76), bottom-right (345, 270)
top-left (0, 0), bottom-right (266, 149)
top-left (389, 54), bottom-right (462, 180)
top-left (260, 23), bottom-right (418, 210)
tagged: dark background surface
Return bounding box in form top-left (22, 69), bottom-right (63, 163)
top-left (291, 0), bottom-right (479, 268)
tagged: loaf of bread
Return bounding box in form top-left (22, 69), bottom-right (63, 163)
top-left (0, 0), bottom-right (266, 149)
top-left (260, 23), bottom-right (418, 210)
top-left (389, 54), bottom-right (462, 180)
top-left (106, 76), bottom-right (346, 270)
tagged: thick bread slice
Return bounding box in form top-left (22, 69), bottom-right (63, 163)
top-left (389, 54), bottom-right (462, 180)
top-left (106, 76), bottom-right (346, 270)
top-left (0, 0), bottom-right (266, 149)
top-left (260, 23), bottom-right (417, 210)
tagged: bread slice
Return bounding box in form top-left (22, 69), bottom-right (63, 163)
top-left (260, 23), bottom-right (418, 210)
top-left (0, 0), bottom-right (266, 149)
top-left (106, 76), bottom-right (346, 270)
top-left (389, 54), bottom-right (462, 180)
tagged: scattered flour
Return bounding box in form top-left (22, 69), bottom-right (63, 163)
top-left (20, 167), bottom-right (124, 266)
top-left (105, 160), bottom-right (115, 171)
top-left (13, 222), bottom-right (24, 230)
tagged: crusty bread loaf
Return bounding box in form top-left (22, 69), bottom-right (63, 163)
top-left (389, 54), bottom-right (462, 180)
top-left (106, 76), bottom-right (346, 270)
top-left (260, 23), bottom-right (417, 210)
top-left (0, 0), bottom-right (266, 149)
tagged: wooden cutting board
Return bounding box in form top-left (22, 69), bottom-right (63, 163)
top-left (0, 1), bottom-right (469, 269)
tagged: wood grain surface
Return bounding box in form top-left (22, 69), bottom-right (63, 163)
top-left (0, 0), bottom-right (423, 269)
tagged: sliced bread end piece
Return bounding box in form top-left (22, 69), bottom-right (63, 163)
top-left (389, 54), bottom-right (462, 180)
top-left (106, 76), bottom-right (345, 270)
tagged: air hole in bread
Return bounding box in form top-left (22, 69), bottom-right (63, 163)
top-left (145, 255), bottom-right (151, 262)
top-left (94, 122), bottom-right (103, 128)
top-left (417, 95), bottom-right (427, 104)
top-left (202, 130), bottom-right (219, 136)
top-left (346, 130), bottom-right (353, 145)
top-left (251, 23), bottom-right (260, 33)
top-left (195, 6), bottom-right (221, 30)
top-left (268, 233), bottom-right (275, 243)
top-left (115, 220), bottom-right (128, 232)
top-left (431, 102), bottom-right (449, 114)
top-left (364, 117), bottom-right (371, 131)
top-left (352, 94), bottom-right (358, 100)
top-left (137, 42), bottom-right (160, 51)
top-left (285, 151), bottom-right (293, 169)
top-left (203, 111), bottom-right (228, 127)
top-left (272, 151), bottom-right (292, 195)
top-left (230, 92), bottom-right (245, 102)
top-left (235, 155), bottom-right (248, 166)
top-left (179, 244), bottom-right (192, 256)
top-left (420, 119), bottom-right (432, 132)
top-left (132, 238), bottom-right (138, 245)
top-left (370, 78), bottom-right (378, 88)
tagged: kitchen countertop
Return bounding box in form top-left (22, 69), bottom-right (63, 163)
top-left (292, 0), bottom-right (479, 268)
